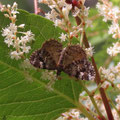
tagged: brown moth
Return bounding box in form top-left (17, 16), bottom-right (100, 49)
top-left (29, 39), bottom-right (95, 80)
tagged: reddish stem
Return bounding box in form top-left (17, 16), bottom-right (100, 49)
top-left (75, 16), bottom-right (114, 120)
top-left (34, 0), bottom-right (38, 14)
top-left (0, 3), bottom-right (2, 9)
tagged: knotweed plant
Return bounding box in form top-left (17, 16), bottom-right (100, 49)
top-left (1, 2), bottom-right (35, 60)
top-left (1, 0), bottom-right (120, 120)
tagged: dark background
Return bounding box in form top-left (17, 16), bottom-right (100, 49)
top-left (0, 0), bottom-right (34, 12)
top-left (0, 0), bottom-right (98, 13)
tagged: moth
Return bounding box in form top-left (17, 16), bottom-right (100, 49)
top-left (29, 39), bottom-right (95, 81)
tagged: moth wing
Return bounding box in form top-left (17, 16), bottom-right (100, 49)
top-left (59, 45), bottom-right (86, 67)
top-left (30, 39), bottom-right (62, 70)
top-left (59, 45), bottom-right (95, 80)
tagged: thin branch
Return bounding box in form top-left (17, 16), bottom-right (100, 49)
top-left (106, 93), bottom-right (120, 118)
top-left (34, 0), bottom-right (39, 14)
top-left (79, 80), bottom-right (105, 119)
top-left (75, 16), bottom-right (114, 120)
top-left (0, 2), bottom-right (2, 9)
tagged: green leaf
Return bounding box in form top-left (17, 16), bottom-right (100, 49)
top-left (0, 10), bottom-right (83, 120)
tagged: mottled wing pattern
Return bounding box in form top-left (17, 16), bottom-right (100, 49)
top-left (30, 40), bottom-right (95, 81)
top-left (30, 39), bottom-right (63, 70)
top-left (59, 45), bottom-right (95, 80)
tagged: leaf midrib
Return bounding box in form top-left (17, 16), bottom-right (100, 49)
top-left (0, 60), bottom-right (78, 108)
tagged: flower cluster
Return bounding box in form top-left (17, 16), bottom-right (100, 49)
top-left (109, 95), bottom-right (120, 120)
top-left (79, 93), bottom-right (107, 119)
top-left (115, 95), bottom-right (120, 111)
top-left (96, 1), bottom-right (120, 23)
top-left (99, 62), bottom-right (120, 89)
top-left (41, 70), bottom-right (57, 90)
top-left (112, 109), bottom-right (119, 120)
top-left (57, 109), bottom-right (88, 120)
top-left (97, 0), bottom-right (120, 57)
top-left (94, 94), bottom-right (106, 116)
top-left (80, 93), bottom-right (120, 120)
top-left (79, 92), bottom-right (120, 120)
top-left (107, 42), bottom-right (120, 56)
top-left (1, 2), bottom-right (35, 60)
top-left (80, 96), bottom-right (93, 110)
top-left (39, 0), bottom-right (91, 43)
top-left (41, 70), bottom-right (57, 81)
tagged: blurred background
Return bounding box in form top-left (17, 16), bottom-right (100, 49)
top-left (0, 0), bottom-right (98, 13)
top-left (0, 0), bottom-right (34, 12)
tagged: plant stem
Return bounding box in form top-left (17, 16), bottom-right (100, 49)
top-left (76, 101), bottom-right (97, 120)
top-left (106, 93), bottom-right (120, 118)
top-left (0, 2), bottom-right (2, 9)
top-left (34, 0), bottom-right (38, 14)
top-left (106, 79), bottom-right (120, 93)
top-left (92, 83), bottom-right (102, 95)
top-left (75, 16), bottom-right (114, 120)
top-left (79, 80), bottom-right (105, 119)
top-left (105, 79), bottom-right (115, 88)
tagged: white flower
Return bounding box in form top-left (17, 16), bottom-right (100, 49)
top-left (7, 4), bottom-right (11, 9)
top-left (12, 2), bottom-right (17, 8)
top-left (57, 0), bottom-right (66, 8)
top-left (107, 42), bottom-right (120, 56)
top-left (18, 24), bottom-right (25, 28)
top-left (115, 95), bottom-right (120, 111)
top-left (59, 33), bottom-right (67, 42)
top-left (4, 39), bottom-right (13, 47)
top-left (115, 95), bottom-right (120, 104)
top-left (41, 70), bottom-right (57, 90)
top-left (23, 31), bottom-right (35, 42)
top-left (85, 44), bottom-right (94, 57)
top-left (41, 70), bottom-right (57, 81)
top-left (108, 23), bottom-right (120, 39)
top-left (45, 12), bottom-right (51, 20)
top-left (115, 62), bottom-right (120, 73)
top-left (83, 7), bottom-right (90, 17)
top-left (60, 109), bottom-right (83, 120)
top-left (62, 7), bottom-right (69, 21)
top-left (4, 14), bottom-right (9, 17)
top-left (2, 23), bottom-right (17, 37)
top-left (99, 67), bottom-right (116, 82)
top-left (10, 51), bottom-right (22, 60)
top-left (108, 23), bottom-right (119, 34)
top-left (72, 7), bottom-right (80, 17)
top-left (45, 9), bottom-right (58, 21)
top-left (1, 5), bottom-right (6, 12)
top-left (112, 109), bottom-right (119, 120)
top-left (9, 23), bottom-right (17, 33)
top-left (21, 46), bottom-right (31, 53)
top-left (62, 4), bottom-right (72, 21)
top-left (11, 10), bottom-right (19, 15)
top-left (2, 28), bottom-right (12, 38)
top-left (54, 19), bottom-right (62, 27)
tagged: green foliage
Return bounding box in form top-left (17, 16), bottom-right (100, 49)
top-left (0, 10), bottom-right (83, 120)
top-left (0, 1), bottom-right (120, 119)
